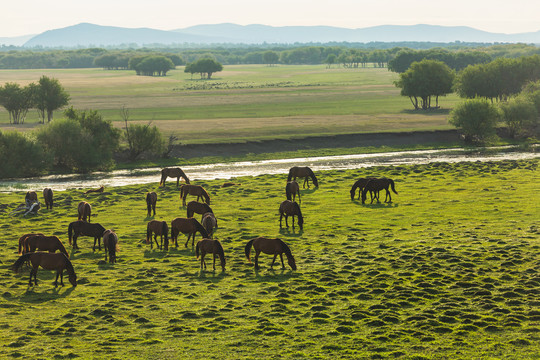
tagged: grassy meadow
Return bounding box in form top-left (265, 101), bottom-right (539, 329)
top-left (0, 65), bottom-right (459, 144)
top-left (0, 159), bottom-right (539, 359)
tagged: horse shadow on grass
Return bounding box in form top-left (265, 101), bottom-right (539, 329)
top-left (354, 201), bottom-right (399, 209)
top-left (19, 285), bottom-right (76, 303)
top-left (279, 227), bottom-right (304, 237)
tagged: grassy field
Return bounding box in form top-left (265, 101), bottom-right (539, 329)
top-left (0, 159), bottom-right (538, 359)
top-left (0, 65), bottom-right (460, 144)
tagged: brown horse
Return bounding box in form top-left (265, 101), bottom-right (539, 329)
top-left (68, 220), bottom-right (106, 250)
top-left (85, 186), bottom-right (104, 194)
top-left (196, 239), bottom-right (226, 271)
top-left (201, 212), bottom-right (218, 238)
top-left (285, 181), bottom-right (301, 203)
top-left (12, 252), bottom-right (77, 287)
top-left (25, 191), bottom-right (38, 205)
top-left (245, 237), bottom-right (297, 270)
top-left (22, 234), bottom-right (70, 258)
top-left (43, 188), bottom-right (54, 209)
top-left (146, 192), bottom-right (157, 217)
top-left (78, 201), bottom-right (92, 222)
top-left (160, 167), bottom-right (190, 187)
top-left (180, 185), bottom-right (210, 206)
top-left (186, 200), bottom-right (213, 218)
top-left (350, 177), bottom-right (377, 201)
top-left (18, 233), bottom-right (44, 255)
top-left (171, 217), bottom-right (209, 247)
top-left (279, 200), bottom-right (304, 230)
top-left (102, 229), bottom-right (119, 263)
top-left (287, 166), bottom-right (318, 188)
top-left (361, 178), bottom-right (398, 204)
top-left (146, 220), bottom-right (169, 250)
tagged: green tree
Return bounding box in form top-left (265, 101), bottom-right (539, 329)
top-left (0, 82), bottom-right (35, 124)
top-left (449, 99), bottom-right (500, 144)
top-left (33, 76), bottom-right (70, 123)
top-left (263, 51), bottom-right (279, 66)
top-left (0, 130), bottom-right (51, 178)
top-left (185, 58), bottom-right (223, 79)
top-left (394, 59), bottom-right (455, 110)
top-left (499, 96), bottom-right (538, 138)
top-left (135, 56), bottom-right (175, 76)
top-left (325, 54), bottom-right (337, 69)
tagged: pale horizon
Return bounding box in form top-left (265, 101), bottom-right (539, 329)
top-left (3, 0), bottom-right (540, 38)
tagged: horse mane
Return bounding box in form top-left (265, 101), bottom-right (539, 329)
top-left (287, 168), bottom-right (294, 182)
top-left (12, 253), bottom-right (32, 273)
top-left (55, 236), bottom-right (70, 258)
top-left (215, 240), bottom-right (226, 266)
top-left (63, 254), bottom-right (76, 277)
top-left (97, 223), bottom-right (106, 236)
top-left (279, 239), bottom-right (293, 258)
top-left (194, 219), bottom-right (209, 238)
top-left (307, 168), bottom-right (318, 187)
top-left (293, 202), bottom-right (303, 217)
top-left (201, 188), bottom-right (211, 204)
top-left (244, 238), bottom-right (255, 262)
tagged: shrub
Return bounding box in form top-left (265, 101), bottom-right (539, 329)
top-left (499, 96), bottom-right (539, 138)
top-left (449, 99), bottom-right (500, 144)
top-left (0, 130), bottom-right (51, 178)
top-left (125, 123), bottom-right (164, 160)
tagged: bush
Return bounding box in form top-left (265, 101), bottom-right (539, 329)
top-left (0, 130), bottom-right (51, 178)
top-left (449, 99), bottom-right (500, 144)
top-left (499, 96), bottom-right (539, 138)
top-left (125, 123), bottom-right (164, 160)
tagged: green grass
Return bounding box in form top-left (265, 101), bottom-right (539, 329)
top-left (0, 159), bottom-right (538, 359)
top-left (0, 65), bottom-right (462, 144)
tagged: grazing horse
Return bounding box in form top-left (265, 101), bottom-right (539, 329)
top-left (22, 234), bottom-right (70, 258)
top-left (43, 188), bottom-right (54, 209)
top-left (362, 178), bottom-right (398, 204)
top-left (350, 177), bottom-right (377, 201)
top-left (186, 201), bottom-right (213, 218)
top-left (279, 200), bottom-right (304, 230)
top-left (78, 201), bottom-right (92, 222)
top-left (68, 220), bottom-right (106, 250)
top-left (146, 220), bottom-right (169, 250)
top-left (160, 167), bottom-right (190, 187)
top-left (245, 237), bottom-right (297, 270)
top-left (18, 233), bottom-right (44, 255)
top-left (201, 212), bottom-right (218, 238)
top-left (12, 252), bottom-right (77, 287)
top-left (196, 239), bottom-right (226, 271)
top-left (179, 185), bottom-right (210, 206)
top-left (146, 192), bottom-right (157, 217)
top-left (287, 166), bottom-right (318, 188)
top-left (85, 186), bottom-right (104, 194)
top-left (25, 191), bottom-right (38, 206)
top-left (170, 217), bottom-right (209, 247)
top-left (285, 181), bottom-right (301, 203)
top-left (102, 229), bottom-right (119, 263)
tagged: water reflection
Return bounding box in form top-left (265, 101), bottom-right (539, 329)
top-left (1, 146), bottom-right (537, 192)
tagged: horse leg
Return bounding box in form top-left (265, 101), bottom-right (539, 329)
top-left (192, 233), bottom-right (196, 247)
top-left (176, 176), bottom-right (180, 188)
top-left (285, 215), bottom-right (289, 228)
top-left (153, 204), bottom-right (156, 216)
top-left (29, 269), bottom-right (35, 286)
top-left (271, 254), bottom-right (277, 268)
top-left (182, 194), bottom-right (187, 207)
top-left (213, 253), bottom-right (217, 271)
top-left (254, 250), bottom-right (260, 270)
top-left (200, 252), bottom-right (205, 269)
top-left (292, 215), bottom-right (295, 229)
top-left (279, 213), bottom-right (283, 228)
top-left (280, 254), bottom-right (285, 269)
top-left (185, 234), bottom-right (190, 248)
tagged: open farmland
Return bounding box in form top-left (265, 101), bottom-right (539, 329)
top-left (0, 65), bottom-right (459, 143)
top-left (0, 159), bottom-right (538, 359)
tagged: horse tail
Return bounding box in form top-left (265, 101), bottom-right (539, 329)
top-left (12, 253), bottom-right (32, 273)
top-left (56, 237), bottom-right (69, 258)
top-left (244, 239), bottom-right (254, 263)
top-left (146, 193), bottom-right (151, 214)
top-left (389, 179), bottom-right (398, 194)
top-left (179, 185), bottom-right (185, 199)
top-left (285, 183), bottom-right (292, 200)
top-left (68, 222), bottom-right (73, 245)
top-left (146, 224), bottom-right (151, 244)
top-left (18, 235), bottom-right (25, 255)
top-left (162, 222), bottom-right (169, 250)
top-left (287, 168), bottom-right (293, 182)
top-left (308, 168), bottom-right (318, 187)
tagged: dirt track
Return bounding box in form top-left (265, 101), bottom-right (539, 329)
top-left (171, 130), bottom-right (461, 159)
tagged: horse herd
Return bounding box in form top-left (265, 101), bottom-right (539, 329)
top-left (11, 166), bottom-right (397, 287)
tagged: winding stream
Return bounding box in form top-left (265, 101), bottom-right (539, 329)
top-left (1, 146), bottom-right (537, 192)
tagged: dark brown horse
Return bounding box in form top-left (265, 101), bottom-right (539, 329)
top-left (18, 233), bottom-right (44, 255)
top-left (279, 200), bottom-right (304, 230)
top-left (85, 186), bottom-right (104, 194)
top-left (68, 220), bottom-right (106, 250)
top-left (102, 229), bottom-right (119, 263)
top-left (170, 217), bottom-right (209, 247)
top-left (180, 185), bottom-right (210, 206)
top-left (12, 252), bottom-right (77, 287)
top-left (43, 188), bottom-right (54, 209)
top-left (78, 201), bottom-right (92, 222)
top-left (21, 234), bottom-right (70, 258)
top-left (245, 237), bottom-right (296, 270)
top-left (285, 180), bottom-right (301, 203)
top-left (287, 166), bottom-right (318, 188)
top-left (146, 192), bottom-right (157, 217)
top-left (362, 178), bottom-right (398, 204)
top-left (25, 191), bottom-right (38, 205)
top-left (186, 200), bottom-right (213, 218)
top-left (160, 167), bottom-right (190, 187)
top-left (146, 220), bottom-right (169, 250)
top-left (201, 212), bottom-right (218, 238)
top-left (350, 177), bottom-right (377, 201)
top-left (196, 239), bottom-right (226, 271)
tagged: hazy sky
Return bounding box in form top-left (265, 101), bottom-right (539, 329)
top-left (3, 0), bottom-right (540, 37)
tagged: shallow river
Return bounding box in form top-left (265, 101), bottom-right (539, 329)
top-left (1, 146), bottom-right (537, 192)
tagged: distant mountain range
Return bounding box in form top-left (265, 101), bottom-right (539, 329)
top-left (2, 23), bottom-right (540, 47)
